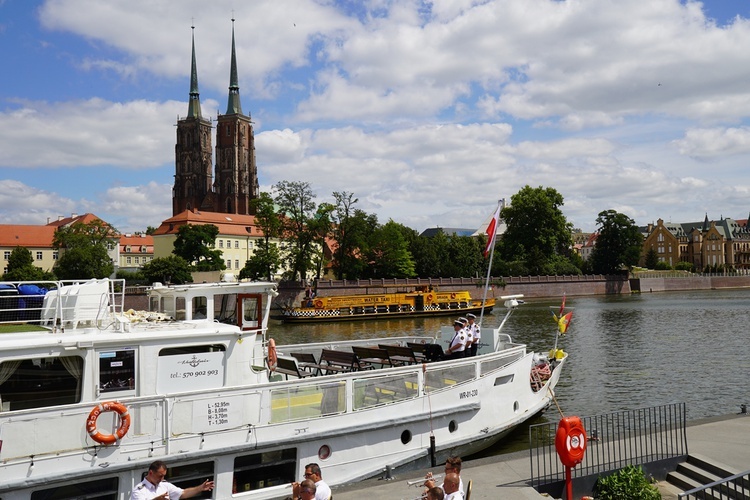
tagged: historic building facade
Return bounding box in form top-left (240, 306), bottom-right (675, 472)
top-left (173, 22), bottom-right (258, 217)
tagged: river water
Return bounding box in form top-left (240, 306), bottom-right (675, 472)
top-left (268, 288), bottom-right (750, 454)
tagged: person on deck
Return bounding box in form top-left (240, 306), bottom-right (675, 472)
top-left (130, 460), bottom-right (214, 500)
top-left (292, 463), bottom-right (331, 500)
top-left (444, 320), bottom-right (467, 359)
top-left (466, 313), bottom-right (481, 356)
top-left (424, 456), bottom-right (464, 494)
top-left (458, 317), bottom-right (472, 354)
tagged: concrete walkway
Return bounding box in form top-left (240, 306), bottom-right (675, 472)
top-left (331, 413), bottom-right (750, 500)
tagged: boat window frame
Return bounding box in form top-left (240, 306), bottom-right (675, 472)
top-left (0, 354), bottom-right (85, 412)
top-left (97, 348), bottom-right (137, 398)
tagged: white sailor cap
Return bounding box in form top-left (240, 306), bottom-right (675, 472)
top-left (458, 317), bottom-right (468, 325)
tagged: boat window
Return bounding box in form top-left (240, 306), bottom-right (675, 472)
top-left (193, 295), bottom-right (208, 319)
top-left (424, 365), bottom-right (475, 394)
top-left (353, 373), bottom-right (419, 410)
top-left (156, 461), bottom-right (214, 499)
top-left (233, 448), bottom-right (297, 493)
top-left (99, 350), bottom-right (135, 394)
top-left (238, 294), bottom-right (261, 329)
top-left (0, 356), bottom-right (83, 411)
top-left (31, 475), bottom-right (118, 499)
top-left (271, 381), bottom-right (345, 423)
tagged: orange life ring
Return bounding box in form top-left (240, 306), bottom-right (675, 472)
top-left (86, 401), bottom-right (131, 445)
top-left (450, 293), bottom-right (456, 299)
top-left (268, 338), bottom-right (278, 371)
top-left (314, 299), bottom-right (324, 308)
top-left (426, 294), bottom-right (434, 302)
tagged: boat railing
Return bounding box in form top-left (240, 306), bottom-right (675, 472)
top-left (0, 278), bottom-right (125, 331)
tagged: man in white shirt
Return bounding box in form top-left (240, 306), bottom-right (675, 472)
top-left (292, 463), bottom-right (331, 500)
top-left (445, 320), bottom-right (467, 359)
top-left (443, 472), bottom-right (464, 499)
top-left (466, 313), bottom-right (481, 356)
top-left (130, 460), bottom-right (214, 500)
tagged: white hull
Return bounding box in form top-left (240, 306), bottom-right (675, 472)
top-left (0, 279), bottom-right (565, 499)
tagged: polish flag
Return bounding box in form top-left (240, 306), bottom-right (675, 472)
top-left (483, 204), bottom-right (502, 258)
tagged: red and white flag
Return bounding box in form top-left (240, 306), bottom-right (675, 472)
top-left (483, 203), bottom-right (502, 257)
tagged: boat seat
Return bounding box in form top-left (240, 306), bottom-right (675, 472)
top-left (272, 357), bottom-right (316, 380)
top-left (291, 352), bottom-right (323, 375)
top-left (320, 349), bottom-right (366, 373)
top-left (406, 342), bottom-right (428, 362)
top-left (378, 344), bottom-right (418, 365)
top-left (351, 346), bottom-right (391, 368)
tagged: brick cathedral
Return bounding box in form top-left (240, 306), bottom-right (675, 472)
top-left (173, 21), bottom-right (259, 216)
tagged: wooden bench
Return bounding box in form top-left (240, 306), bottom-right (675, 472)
top-left (272, 357), bottom-right (316, 380)
top-left (320, 349), bottom-right (365, 373)
top-left (406, 342), bottom-right (429, 362)
top-left (378, 344), bottom-right (419, 366)
top-left (352, 346), bottom-right (391, 368)
top-left (291, 352), bottom-right (322, 375)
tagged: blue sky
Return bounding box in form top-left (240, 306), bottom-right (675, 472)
top-left (3, 0), bottom-right (750, 234)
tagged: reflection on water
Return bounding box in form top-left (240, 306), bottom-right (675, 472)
top-left (270, 289), bottom-right (750, 455)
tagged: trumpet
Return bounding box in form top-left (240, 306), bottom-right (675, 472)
top-left (406, 472), bottom-right (444, 487)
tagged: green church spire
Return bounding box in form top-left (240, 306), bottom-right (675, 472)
top-left (225, 18), bottom-right (243, 115)
top-left (187, 25), bottom-right (202, 119)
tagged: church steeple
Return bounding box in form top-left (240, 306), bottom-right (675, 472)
top-left (187, 25), bottom-right (202, 119)
top-left (225, 18), bottom-right (243, 115)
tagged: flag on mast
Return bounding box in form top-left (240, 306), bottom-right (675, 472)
top-left (483, 202), bottom-right (502, 257)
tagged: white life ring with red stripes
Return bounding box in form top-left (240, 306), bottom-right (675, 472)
top-left (86, 401), bottom-right (131, 445)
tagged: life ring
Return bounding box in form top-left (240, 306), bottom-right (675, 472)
top-left (86, 401), bottom-right (131, 445)
top-left (450, 293), bottom-right (456, 299)
top-left (268, 338), bottom-right (278, 371)
top-left (426, 294), bottom-right (434, 302)
top-left (314, 299), bottom-right (324, 309)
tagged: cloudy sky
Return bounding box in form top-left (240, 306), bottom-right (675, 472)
top-left (2, 0), bottom-right (750, 235)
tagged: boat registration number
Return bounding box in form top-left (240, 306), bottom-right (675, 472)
top-left (459, 389), bottom-right (478, 399)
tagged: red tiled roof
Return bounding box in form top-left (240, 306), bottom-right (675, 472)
top-left (153, 210), bottom-right (263, 237)
top-left (0, 225), bottom-right (57, 248)
top-left (46, 213), bottom-right (102, 228)
top-left (120, 234), bottom-right (154, 253)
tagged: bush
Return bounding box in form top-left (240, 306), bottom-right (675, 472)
top-left (594, 465), bottom-right (660, 499)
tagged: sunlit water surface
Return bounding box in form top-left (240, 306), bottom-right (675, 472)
top-left (269, 289), bottom-right (750, 455)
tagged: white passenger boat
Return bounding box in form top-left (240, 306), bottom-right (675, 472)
top-left (0, 278), bottom-right (566, 499)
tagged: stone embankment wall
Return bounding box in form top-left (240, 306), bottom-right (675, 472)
top-left (633, 275), bottom-right (750, 293)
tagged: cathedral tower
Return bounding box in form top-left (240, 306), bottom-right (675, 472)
top-left (214, 19), bottom-right (258, 215)
top-left (173, 26), bottom-right (214, 215)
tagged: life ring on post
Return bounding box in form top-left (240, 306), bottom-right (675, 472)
top-left (268, 338), bottom-right (278, 371)
top-left (554, 416), bottom-right (587, 467)
top-left (314, 299), bottom-right (324, 309)
top-left (86, 401), bottom-right (131, 445)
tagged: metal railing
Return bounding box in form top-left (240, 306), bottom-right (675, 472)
top-left (529, 403), bottom-right (688, 491)
top-left (678, 470), bottom-right (750, 499)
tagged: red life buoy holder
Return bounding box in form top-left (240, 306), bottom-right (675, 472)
top-left (555, 416), bottom-right (587, 467)
top-left (314, 299), bottom-right (324, 309)
top-left (86, 401), bottom-right (131, 445)
top-left (268, 338), bottom-right (278, 371)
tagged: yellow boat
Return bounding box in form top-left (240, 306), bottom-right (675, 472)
top-left (281, 288), bottom-right (495, 323)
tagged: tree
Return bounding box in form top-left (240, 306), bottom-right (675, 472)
top-left (590, 210), bottom-right (644, 274)
top-left (499, 186), bottom-right (575, 275)
top-left (444, 235), bottom-right (485, 278)
top-left (239, 240), bottom-right (281, 281)
top-left (249, 192), bottom-right (283, 280)
top-left (53, 220), bottom-right (116, 280)
top-left (366, 220), bottom-right (416, 278)
top-left (141, 256), bottom-right (193, 284)
top-left (3, 246), bottom-right (55, 281)
top-left (644, 248), bottom-right (659, 269)
top-left (172, 224), bottom-right (225, 271)
top-left (329, 191), bottom-right (378, 279)
top-left (274, 180), bottom-right (320, 280)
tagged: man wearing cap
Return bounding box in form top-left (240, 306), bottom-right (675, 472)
top-left (457, 317), bottom-right (472, 354)
top-left (445, 320), bottom-right (467, 359)
top-left (466, 313), bottom-right (481, 357)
